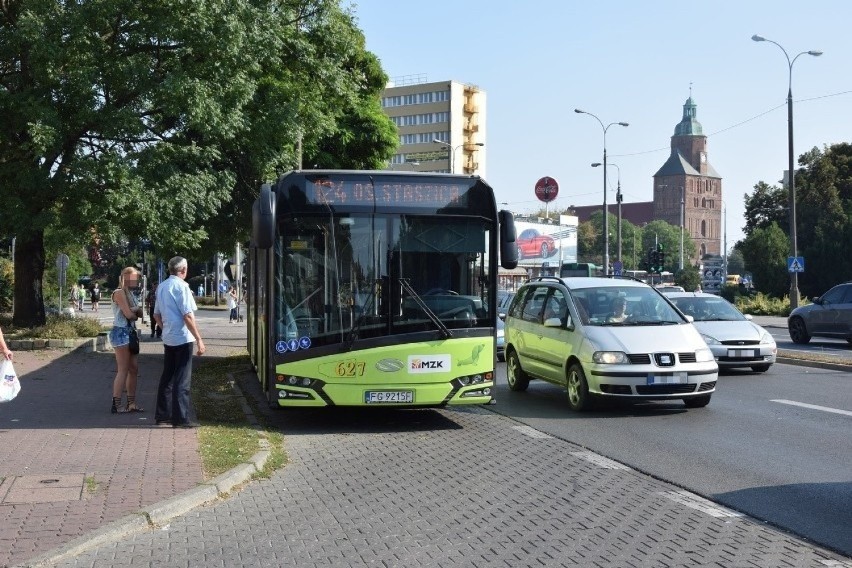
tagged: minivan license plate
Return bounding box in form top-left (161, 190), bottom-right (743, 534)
top-left (365, 391), bottom-right (414, 404)
top-left (647, 372), bottom-right (687, 385)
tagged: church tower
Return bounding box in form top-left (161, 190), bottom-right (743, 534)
top-left (653, 96), bottom-right (723, 263)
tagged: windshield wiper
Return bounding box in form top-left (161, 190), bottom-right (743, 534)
top-left (399, 278), bottom-right (453, 339)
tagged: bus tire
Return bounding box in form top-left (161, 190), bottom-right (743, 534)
top-left (506, 349), bottom-right (530, 392)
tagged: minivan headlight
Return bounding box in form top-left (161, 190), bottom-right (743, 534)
top-left (593, 351), bottom-right (628, 364)
top-left (700, 333), bottom-right (720, 345)
top-left (695, 348), bottom-right (715, 362)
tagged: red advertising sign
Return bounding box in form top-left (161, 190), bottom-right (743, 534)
top-left (534, 176), bottom-right (559, 203)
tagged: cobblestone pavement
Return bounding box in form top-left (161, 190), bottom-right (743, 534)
top-left (0, 308), bottom-right (242, 568)
top-left (57, 393), bottom-right (852, 568)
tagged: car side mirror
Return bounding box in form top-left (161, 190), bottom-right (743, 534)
top-left (543, 317), bottom-right (562, 328)
top-left (565, 314), bottom-right (575, 330)
top-left (684, 315), bottom-right (694, 323)
top-left (811, 296), bottom-right (822, 305)
top-left (744, 314), bottom-right (753, 321)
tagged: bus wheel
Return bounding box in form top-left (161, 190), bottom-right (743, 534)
top-left (506, 350), bottom-right (530, 392)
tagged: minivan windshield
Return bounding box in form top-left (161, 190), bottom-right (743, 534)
top-left (570, 286), bottom-right (684, 326)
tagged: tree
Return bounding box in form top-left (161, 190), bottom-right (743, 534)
top-left (1, 1), bottom-right (393, 326)
top-left (792, 143), bottom-right (852, 297)
top-left (198, 3), bottom-right (398, 256)
top-left (725, 248), bottom-right (745, 276)
top-left (736, 223), bottom-right (789, 298)
top-left (743, 181), bottom-right (788, 237)
top-left (676, 266), bottom-right (701, 292)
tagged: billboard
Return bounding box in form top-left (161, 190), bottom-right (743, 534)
top-left (514, 216), bottom-right (578, 268)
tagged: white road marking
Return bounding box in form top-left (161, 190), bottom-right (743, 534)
top-left (570, 451), bottom-right (631, 470)
top-left (771, 399), bottom-right (852, 417)
top-left (659, 490), bottom-right (743, 518)
top-left (511, 425), bottom-right (552, 439)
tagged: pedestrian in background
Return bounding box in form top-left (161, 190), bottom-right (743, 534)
top-left (109, 267), bottom-right (144, 413)
top-left (69, 285), bottom-right (79, 311)
top-left (77, 283), bottom-right (86, 311)
top-left (227, 285), bottom-right (238, 323)
top-left (153, 256), bottom-right (206, 428)
top-left (90, 283), bottom-right (101, 312)
top-left (147, 283), bottom-right (161, 338)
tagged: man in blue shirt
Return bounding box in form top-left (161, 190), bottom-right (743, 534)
top-left (153, 256), bottom-right (206, 428)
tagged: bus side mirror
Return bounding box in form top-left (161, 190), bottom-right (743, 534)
top-left (499, 210), bottom-right (518, 269)
top-left (252, 184), bottom-right (276, 249)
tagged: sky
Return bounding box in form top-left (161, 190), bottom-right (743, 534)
top-left (350, 0), bottom-right (851, 248)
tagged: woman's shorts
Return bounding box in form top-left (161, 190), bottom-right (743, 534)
top-left (110, 326), bottom-right (131, 348)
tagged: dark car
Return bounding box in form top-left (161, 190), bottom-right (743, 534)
top-left (516, 228), bottom-right (556, 260)
top-left (788, 281), bottom-right (852, 344)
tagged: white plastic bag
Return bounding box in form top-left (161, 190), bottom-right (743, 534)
top-left (0, 359), bottom-right (20, 402)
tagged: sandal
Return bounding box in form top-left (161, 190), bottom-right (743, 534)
top-left (111, 396), bottom-right (125, 414)
top-left (125, 396), bottom-right (144, 413)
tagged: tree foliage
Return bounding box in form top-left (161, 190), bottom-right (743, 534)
top-left (743, 143), bottom-right (852, 298)
top-left (742, 181), bottom-right (788, 238)
top-left (0, 1), bottom-right (396, 326)
top-left (736, 223), bottom-right (790, 299)
top-left (793, 143), bottom-right (852, 297)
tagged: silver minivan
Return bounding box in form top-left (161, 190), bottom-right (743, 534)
top-left (503, 277), bottom-right (718, 411)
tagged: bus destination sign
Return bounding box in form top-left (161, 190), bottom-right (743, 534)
top-left (308, 179), bottom-right (470, 208)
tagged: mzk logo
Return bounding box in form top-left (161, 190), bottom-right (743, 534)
top-left (408, 355), bottom-right (451, 373)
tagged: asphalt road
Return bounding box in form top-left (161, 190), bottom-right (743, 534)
top-left (490, 360), bottom-right (852, 557)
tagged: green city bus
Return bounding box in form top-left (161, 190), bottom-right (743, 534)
top-left (247, 170), bottom-right (518, 408)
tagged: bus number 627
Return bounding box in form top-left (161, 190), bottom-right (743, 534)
top-left (336, 361), bottom-right (366, 377)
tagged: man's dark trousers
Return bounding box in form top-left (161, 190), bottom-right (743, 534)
top-left (155, 342), bottom-right (194, 425)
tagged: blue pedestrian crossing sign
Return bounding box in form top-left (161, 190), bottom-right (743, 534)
top-left (613, 261), bottom-right (623, 276)
top-left (787, 256), bottom-right (805, 273)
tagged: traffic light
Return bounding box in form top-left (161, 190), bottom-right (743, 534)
top-left (647, 248), bottom-right (656, 272)
top-left (657, 244), bottom-right (665, 273)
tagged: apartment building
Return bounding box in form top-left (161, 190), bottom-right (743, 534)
top-left (381, 76), bottom-right (486, 176)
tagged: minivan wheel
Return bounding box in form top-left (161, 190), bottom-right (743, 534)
top-left (683, 394), bottom-right (712, 408)
top-left (566, 363), bottom-right (591, 412)
top-left (788, 317), bottom-right (811, 344)
top-left (506, 350), bottom-right (530, 392)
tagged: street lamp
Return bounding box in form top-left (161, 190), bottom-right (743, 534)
top-left (591, 162), bottom-right (622, 264)
top-left (679, 186), bottom-right (685, 271)
top-left (575, 109), bottom-right (628, 275)
top-left (433, 139), bottom-right (485, 173)
top-left (752, 34), bottom-right (822, 309)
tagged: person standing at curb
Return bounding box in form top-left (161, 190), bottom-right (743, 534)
top-left (153, 256), bottom-right (206, 428)
top-left (109, 267), bottom-right (144, 413)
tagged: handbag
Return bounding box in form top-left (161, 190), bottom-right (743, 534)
top-left (128, 323), bottom-right (140, 355)
top-left (0, 359), bottom-right (21, 402)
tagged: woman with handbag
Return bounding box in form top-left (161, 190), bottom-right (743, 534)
top-left (109, 266), bottom-right (144, 413)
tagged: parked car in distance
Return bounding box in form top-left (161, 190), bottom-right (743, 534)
top-left (788, 281), bottom-right (852, 344)
top-left (516, 228), bottom-right (556, 259)
top-left (656, 285), bottom-right (685, 293)
top-left (497, 290), bottom-right (515, 317)
top-left (496, 316), bottom-right (505, 362)
top-left (666, 292), bottom-right (777, 372)
top-left (503, 276), bottom-right (718, 411)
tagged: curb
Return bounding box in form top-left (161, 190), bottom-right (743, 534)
top-left (16, 372), bottom-right (270, 568)
top-left (6, 333), bottom-right (111, 353)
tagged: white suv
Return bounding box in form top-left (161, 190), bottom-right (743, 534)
top-left (503, 277), bottom-right (718, 411)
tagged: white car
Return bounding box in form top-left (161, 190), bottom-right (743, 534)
top-left (503, 277), bottom-right (718, 411)
top-left (666, 292), bottom-right (777, 372)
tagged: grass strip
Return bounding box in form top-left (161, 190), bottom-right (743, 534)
top-left (192, 354), bottom-right (286, 479)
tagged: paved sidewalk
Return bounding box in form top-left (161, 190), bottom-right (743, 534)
top-left (0, 311), bottom-right (247, 568)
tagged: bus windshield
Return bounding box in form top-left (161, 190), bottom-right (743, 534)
top-left (275, 212), bottom-right (491, 348)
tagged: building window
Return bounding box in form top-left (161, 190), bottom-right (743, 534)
top-left (701, 220), bottom-right (707, 237)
